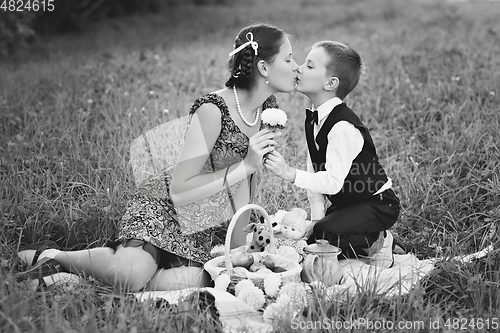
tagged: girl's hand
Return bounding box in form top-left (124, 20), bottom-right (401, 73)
top-left (244, 128), bottom-right (280, 172)
top-left (264, 150), bottom-right (296, 182)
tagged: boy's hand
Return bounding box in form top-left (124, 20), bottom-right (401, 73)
top-left (264, 150), bottom-right (296, 182)
top-left (304, 220), bottom-right (318, 240)
top-left (244, 128), bottom-right (280, 172)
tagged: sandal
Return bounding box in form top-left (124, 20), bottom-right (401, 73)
top-left (19, 269), bottom-right (79, 291)
top-left (18, 275), bottom-right (48, 291)
top-left (18, 240), bottom-right (60, 267)
top-left (16, 257), bottom-right (67, 283)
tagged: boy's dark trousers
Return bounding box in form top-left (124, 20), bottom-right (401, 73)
top-left (307, 189), bottom-right (400, 259)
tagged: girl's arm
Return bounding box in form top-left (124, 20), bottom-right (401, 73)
top-left (170, 103), bottom-right (277, 207)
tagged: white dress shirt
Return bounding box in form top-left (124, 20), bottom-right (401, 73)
top-left (294, 97), bottom-right (391, 220)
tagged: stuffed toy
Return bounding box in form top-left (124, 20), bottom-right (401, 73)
top-left (243, 216), bottom-right (276, 252)
top-left (274, 208), bottom-right (309, 261)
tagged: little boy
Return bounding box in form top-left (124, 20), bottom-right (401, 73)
top-left (264, 41), bottom-right (400, 267)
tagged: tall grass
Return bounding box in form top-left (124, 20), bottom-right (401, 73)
top-left (1, 0), bottom-right (500, 331)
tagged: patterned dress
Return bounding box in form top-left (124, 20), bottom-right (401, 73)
top-left (119, 93), bottom-right (279, 265)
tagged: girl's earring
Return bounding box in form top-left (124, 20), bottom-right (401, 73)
top-left (265, 78), bottom-right (269, 85)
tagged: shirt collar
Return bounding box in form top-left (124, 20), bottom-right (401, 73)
top-left (312, 97), bottom-right (343, 123)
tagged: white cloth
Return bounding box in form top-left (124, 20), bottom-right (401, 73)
top-left (134, 246), bottom-right (493, 333)
top-left (135, 287), bottom-right (272, 333)
top-left (326, 245), bottom-right (494, 299)
top-left (293, 97), bottom-right (391, 220)
top-left (328, 254), bottom-right (435, 299)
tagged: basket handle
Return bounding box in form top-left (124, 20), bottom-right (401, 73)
top-left (224, 204), bottom-right (276, 274)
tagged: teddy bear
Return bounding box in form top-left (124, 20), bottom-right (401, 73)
top-left (274, 208), bottom-right (309, 261)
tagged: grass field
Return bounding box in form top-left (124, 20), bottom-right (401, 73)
top-left (1, 0), bottom-right (500, 331)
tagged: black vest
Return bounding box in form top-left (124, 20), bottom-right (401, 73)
top-left (305, 103), bottom-right (388, 207)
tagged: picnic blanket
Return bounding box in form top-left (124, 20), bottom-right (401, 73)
top-left (134, 245), bottom-right (493, 333)
top-left (129, 121), bottom-right (495, 331)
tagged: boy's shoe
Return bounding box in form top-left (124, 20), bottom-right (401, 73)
top-left (370, 230), bottom-right (394, 269)
top-left (361, 231), bottom-right (385, 257)
top-left (393, 241), bottom-right (407, 255)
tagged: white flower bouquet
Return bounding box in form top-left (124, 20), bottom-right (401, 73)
top-left (261, 108), bottom-right (287, 130)
top-left (214, 273), bottom-right (311, 324)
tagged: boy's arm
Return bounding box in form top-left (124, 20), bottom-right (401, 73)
top-left (305, 152), bottom-right (326, 220)
top-left (264, 150), bottom-right (326, 219)
top-left (294, 121), bottom-right (364, 195)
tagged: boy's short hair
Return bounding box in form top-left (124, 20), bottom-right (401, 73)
top-left (312, 41), bottom-right (362, 99)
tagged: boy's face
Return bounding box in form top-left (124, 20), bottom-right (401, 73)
top-left (295, 46), bottom-right (332, 97)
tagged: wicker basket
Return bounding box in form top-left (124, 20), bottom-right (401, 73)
top-left (204, 204), bottom-right (302, 290)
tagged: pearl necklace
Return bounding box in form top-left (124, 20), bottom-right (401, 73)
top-left (233, 85), bottom-right (260, 127)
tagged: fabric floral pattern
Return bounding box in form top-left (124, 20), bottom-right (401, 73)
top-left (119, 93), bottom-right (279, 265)
top-left (275, 237), bottom-right (308, 260)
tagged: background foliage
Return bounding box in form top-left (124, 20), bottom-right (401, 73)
top-left (0, 0), bottom-right (221, 56)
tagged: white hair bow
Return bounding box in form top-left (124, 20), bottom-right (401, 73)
top-left (228, 32), bottom-right (259, 58)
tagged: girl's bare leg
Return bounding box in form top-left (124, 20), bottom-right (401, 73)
top-left (20, 245), bottom-right (158, 291)
top-left (145, 266), bottom-right (212, 291)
